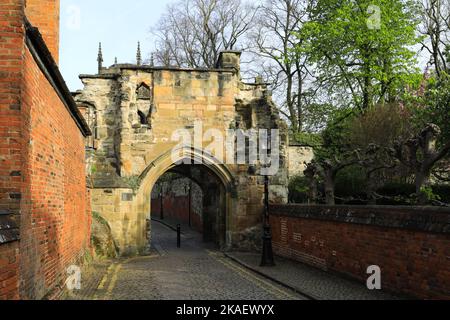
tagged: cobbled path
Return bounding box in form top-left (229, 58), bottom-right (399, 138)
top-left (68, 221), bottom-right (305, 300)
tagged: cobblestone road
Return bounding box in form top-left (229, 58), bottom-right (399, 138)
top-left (76, 221), bottom-right (305, 300)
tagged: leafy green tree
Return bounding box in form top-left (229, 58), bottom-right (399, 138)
top-left (409, 44), bottom-right (450, 187)
top-left (417, 72), bottom-right (450, 146)
top-left (298, 0), bottom-right (422, 110)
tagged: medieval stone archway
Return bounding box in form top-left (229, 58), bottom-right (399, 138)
top-left (134, 146), bottom-right (236, 252)
top-left (75, 51), bottom-right (290, 256)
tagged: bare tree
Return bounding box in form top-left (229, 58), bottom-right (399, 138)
top-left (419, 0), bottom-right (450, 76)
top-left (248, 0), bottom-right (312, 133)
top-left (151, 0), bottom-right (257, 68)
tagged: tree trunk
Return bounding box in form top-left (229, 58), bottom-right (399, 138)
top-left (296, 59), bottom-right (303, 132)
top-left (415, 168), bottom-right (431, 205)
top-left (324, 171), bottom-right (335, 205)
top-left (306, 176), bottom-right (317, 204)
top-left (286, 73), bottom-right (298, 133)
top-left (362, 72), bottom-right (372, 110)
top-left (361, 46), bottom-right (373, 110)
top-left (366, 171), bottom-right (378, 205)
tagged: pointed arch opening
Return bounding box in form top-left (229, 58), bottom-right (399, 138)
top-left (134, 146), bottom-right (236, 250)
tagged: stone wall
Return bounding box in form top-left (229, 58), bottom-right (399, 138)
top-left (90, 188), bottom-right (143, 256)
top-left (269, 204), bottom-right (450, 299)
top-left (288, 146), bottom-right (314, 178)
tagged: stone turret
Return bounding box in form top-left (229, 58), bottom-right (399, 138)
top-left (216, 51), bottom-right (241, 73)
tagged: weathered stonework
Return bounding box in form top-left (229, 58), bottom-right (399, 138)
top-left (288, 146), bottom-right (314, 178)
top-left (75, 52), bottom-right (289, 255)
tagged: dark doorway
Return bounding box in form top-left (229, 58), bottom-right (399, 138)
top-left (150, 164), bottom-right (227, 248)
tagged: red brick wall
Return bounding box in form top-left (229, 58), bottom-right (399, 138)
top-left (24, 0), bottom-right (59, 63)
top-left (18, 46), bottom-right (90, 299)
top-left (0, 242), bottom-right (20, 299)
top-left (270, 205), bottom-right (450, 299)
top-left (0, 0), bottom-right (25, 300)
top-left (152, 195), bottom-right (203, 233)
top-left (1, 0), bottom-right (91, 300)
top-left (0, 0), bottom-right (24, 215)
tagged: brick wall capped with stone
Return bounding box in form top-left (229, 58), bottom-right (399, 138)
top-left (18, 46), bottom-right (91, 299)
top-left (269, 204), bottom-right (450, 299)
top-left (0, 0), bottom-right (91, 300)
top-left (0, 0), bottom-right (25, 300)
top-left (24, 0), bottom-right (60, 63)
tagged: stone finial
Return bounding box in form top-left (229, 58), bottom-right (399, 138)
top-left (137, 42), bottom-right (142, 66)
top-left (114, 57), bottom-right (118, 65)
top-left (97, 42), bottom-right (103, 74)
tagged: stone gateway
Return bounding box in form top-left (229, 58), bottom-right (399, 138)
top-left (74, 50), bottom-right (290, 255)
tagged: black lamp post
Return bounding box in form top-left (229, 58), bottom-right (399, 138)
top-left (260, 131), bottom-right (275, 266)
top-left (159, 186), bottom-right (164, 220)
top-left (260, 170), bottom-right (275, 267)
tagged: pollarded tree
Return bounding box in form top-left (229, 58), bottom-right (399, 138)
top-left (305, 147), bottom-right (386, 205)
top-left (307, 104), bottom-right (414, 205)
top-left (411, 44), bottom-right (450, 187)
top-left (393, 123), bottom-right (450, 204)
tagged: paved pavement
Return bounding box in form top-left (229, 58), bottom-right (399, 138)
top-left (66, 221), bottom-right (305, 300)
top-left (226, 252), bottom-right (402, 300)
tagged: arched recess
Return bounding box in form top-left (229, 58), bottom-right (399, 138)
top-left (132, 146), bottom-right (236, 251)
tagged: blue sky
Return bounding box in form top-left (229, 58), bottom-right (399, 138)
top-left (60, 0), bottom-right (172, 91)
